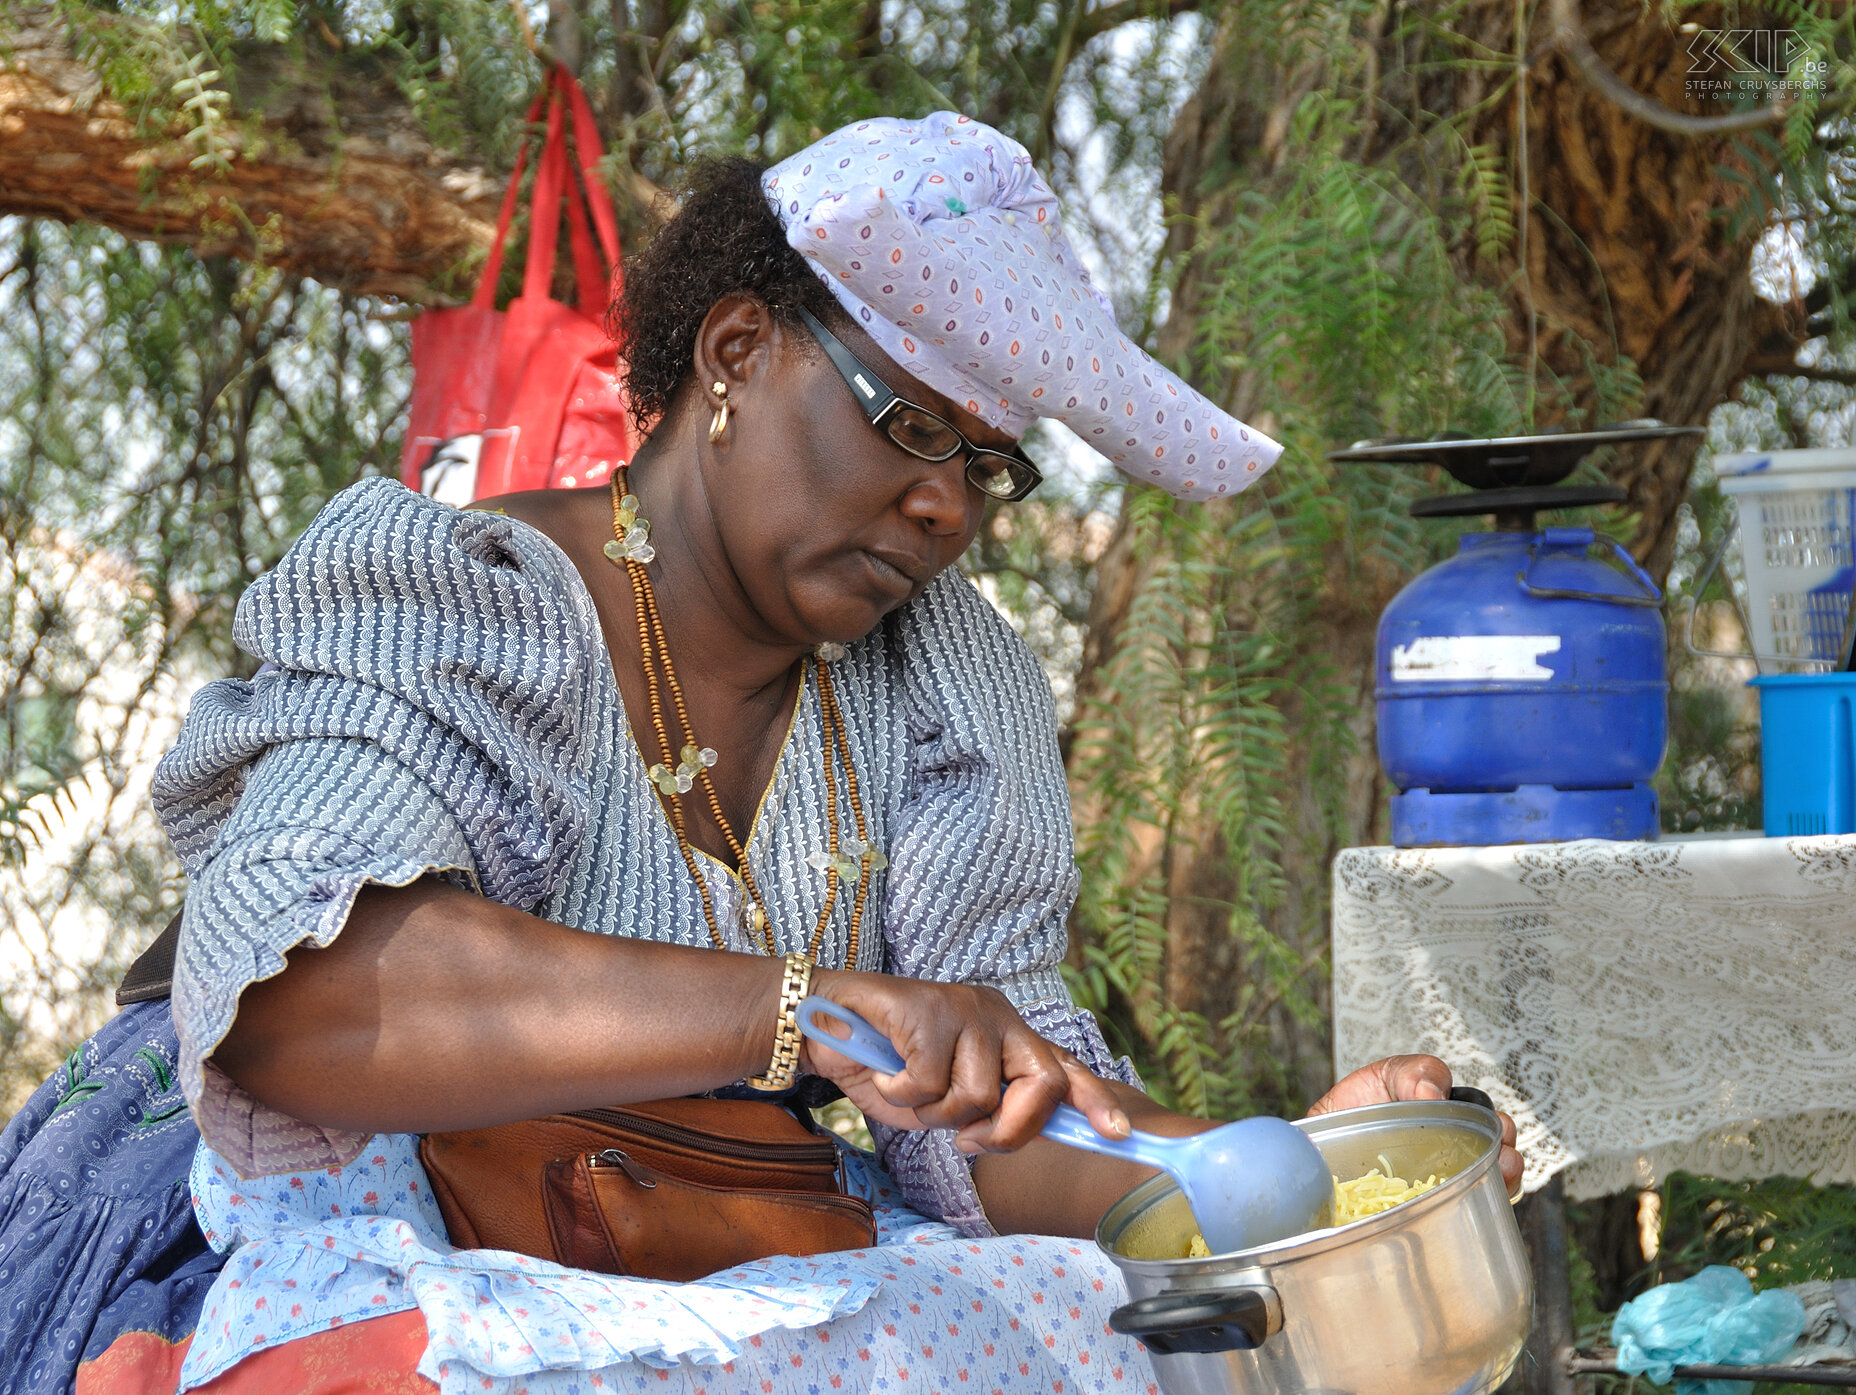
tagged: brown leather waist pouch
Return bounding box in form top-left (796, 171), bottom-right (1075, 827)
top-left (418, 1097), bottom-right (876, 1283)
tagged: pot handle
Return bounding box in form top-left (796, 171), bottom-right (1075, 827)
top-left (1108, 1287), bottom-right (1282, 1356)
top-left (1450, 1087), bottom-right (1526, 1204)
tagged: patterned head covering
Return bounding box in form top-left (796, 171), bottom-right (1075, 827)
top-left (763, 112), bottom-right (1282, 501)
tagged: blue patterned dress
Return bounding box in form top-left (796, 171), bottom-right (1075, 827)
top-left (11, 478), bottom-right (1160, 1393)
top-left (0, 1002), bottom-right (222, 1394)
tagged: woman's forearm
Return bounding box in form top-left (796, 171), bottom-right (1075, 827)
top-left (970, 1083), bottom-right (1198, 1238)
top-left (211, 879), bottom-right (785, 1134)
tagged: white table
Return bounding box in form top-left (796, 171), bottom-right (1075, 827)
top-left (1332, 832), bottom-right (1856, 1202)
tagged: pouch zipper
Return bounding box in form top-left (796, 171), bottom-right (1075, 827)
top-left (589, 1148), bottom-right (658, 1188)
top-left (586, 1150), bottom-right (872, 1229)
top-left (568, 1108), bottom-right (840, 1167)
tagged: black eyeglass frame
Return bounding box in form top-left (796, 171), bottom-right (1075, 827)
top-left (794, 307), bottom-right (1043, 503)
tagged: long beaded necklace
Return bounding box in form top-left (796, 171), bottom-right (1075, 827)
top-left (605, 468), bottom-right (883, 968)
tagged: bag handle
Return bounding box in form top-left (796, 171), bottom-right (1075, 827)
top-left (553, 69), bottom-right (623, 312)
top-left (471, 79), bottom-right (553, 312)
top-left (560, 131), bottom-right (606, 316)
top-left (522, 91), bottom-right (570, 302)
top-left (561, 75), bottom-right (622, 277)
top-left (473, 66), bottom-right (625, 314)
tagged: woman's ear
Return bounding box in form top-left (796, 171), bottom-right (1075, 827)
top-left (691, 295), bottom-right (780, 402)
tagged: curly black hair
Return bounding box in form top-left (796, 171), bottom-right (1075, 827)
top-left (609, 156), bottom-right (848, 436)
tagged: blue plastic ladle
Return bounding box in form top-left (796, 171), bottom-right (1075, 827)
top-left (796, 996), bottom-right (1334, 1254)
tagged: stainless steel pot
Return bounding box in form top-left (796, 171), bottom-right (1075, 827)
top-left (1096, 1093), bottom-right (1530, 1395)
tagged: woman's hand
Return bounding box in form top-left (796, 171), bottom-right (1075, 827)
top-left (1310, 1054), bottom-right (1525, 1197)
top-left (799, 969), bottom-right (1129, 1154)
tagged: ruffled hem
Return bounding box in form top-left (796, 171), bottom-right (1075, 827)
top-left (164, 736), bottom-right (478, 1178)
top-left (180, 843), bottom-right (468, 1179)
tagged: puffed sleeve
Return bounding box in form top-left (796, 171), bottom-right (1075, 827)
top-left (149, 479), bottom-right (603, 1176)
top-left (869, 571), bottom-right (1140, 1236)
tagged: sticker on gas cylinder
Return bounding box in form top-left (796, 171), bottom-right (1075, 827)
top-left (1389, 635), bottom-right (1562, 681)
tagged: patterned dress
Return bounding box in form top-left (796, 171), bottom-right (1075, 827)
top-left (0, 1001), bottom-right (221, 1395)
top-left (135, 479), bottom-right (1157, 1392)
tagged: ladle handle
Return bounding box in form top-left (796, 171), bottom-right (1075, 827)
top-left (796, 997), bottom-right (906, 1075)
top-left (1032, 1102), bottom-right (1170, 1168)
top-left (795, 997), bottom-right (1171, 1168)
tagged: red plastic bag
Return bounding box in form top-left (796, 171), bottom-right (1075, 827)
top-left (401, 66), bottom-right (637, 503)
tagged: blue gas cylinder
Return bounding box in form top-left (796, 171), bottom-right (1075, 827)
top-left (1376, 526), bottom-right (1668, 845)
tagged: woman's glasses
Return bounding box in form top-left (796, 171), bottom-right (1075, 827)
top-left (795, 307), bottom-right (1042, 503)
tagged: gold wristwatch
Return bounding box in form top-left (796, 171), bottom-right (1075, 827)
top-left (747, 952), bottom-right (814, 1091)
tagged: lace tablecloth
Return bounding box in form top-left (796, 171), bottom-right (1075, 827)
top-left (1332, 834), bottom-right (1856, 1200)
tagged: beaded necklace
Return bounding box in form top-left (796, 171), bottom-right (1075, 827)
top-left (605, 469), bottom-right (882, 967)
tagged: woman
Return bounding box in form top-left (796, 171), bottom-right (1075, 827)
top-left (4, 113), bottom-right (1520, 1394)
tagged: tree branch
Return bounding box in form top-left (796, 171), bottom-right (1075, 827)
top-left (0, 4), bottom-right (666, 301)
top-left (1034, 0), bottom-right (1086, 168)
top-left (1545, 0), bottom-right (1790, 136)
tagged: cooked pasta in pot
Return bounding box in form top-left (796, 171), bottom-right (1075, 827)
top-left (1185, 1165), bottom-right (1444, 1257)
top-left (1330, 1165), bottom-right (1444, 1222)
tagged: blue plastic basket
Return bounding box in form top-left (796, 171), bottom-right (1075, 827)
top-left (1752, 673), bottom-right (1856, 836)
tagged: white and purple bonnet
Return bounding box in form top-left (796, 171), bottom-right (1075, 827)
top-left (762, 111), bottom-right (1282, 501)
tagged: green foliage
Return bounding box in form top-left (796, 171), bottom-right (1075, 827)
top-left (1655, 349), bottom-right (1856, 833)
top-left (1061, 0), bottom-right (1544, 1119)
top-left (49, 0), bottom-right (541, 185)
top-left (1703, 5), bottom-right (1856, 356)
top-left (1660, 1173), bottom-right (1856, 1288)
top-left (1457, 141), bottom-right (1515, 266)
top-left (1067, 490), bottom-right (1300, 1114)
top-left (1659, 677), bottom-right (1763, 831)
top-left (1061, 0), bottom-right (1853, 1118)
top-left (389, 0), bottom-right (545, 164)
top-left (6, 12), bottom-right (1856, 1383)
top-left (43, 0), bottom-right (1188, 197)
top-left (247, 0), bottom-right (296, 46)
top-left (0, 217), bottom-right (407, 1106)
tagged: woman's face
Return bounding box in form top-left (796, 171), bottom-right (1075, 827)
top-left (696, 299), bottom-right (1007, 647)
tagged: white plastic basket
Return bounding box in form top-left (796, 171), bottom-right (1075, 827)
top-left (1715, 449), bottom-right (1856, 672)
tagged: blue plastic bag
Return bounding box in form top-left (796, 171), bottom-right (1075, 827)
top-left (1612, 1265), bottom-right (1807, 1395)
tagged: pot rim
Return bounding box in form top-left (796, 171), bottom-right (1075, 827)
top-left (1096, 1098), bottom-right (1503, 1273)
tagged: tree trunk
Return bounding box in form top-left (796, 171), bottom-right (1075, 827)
top-left (1069, 0), bottom-right (1812, 1113)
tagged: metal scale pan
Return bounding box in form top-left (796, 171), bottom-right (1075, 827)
top-left (1326, 421), bottom-right (1701, 495)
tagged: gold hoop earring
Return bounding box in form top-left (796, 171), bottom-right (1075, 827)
top-left (708, 381), bottom-right (731, 443)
